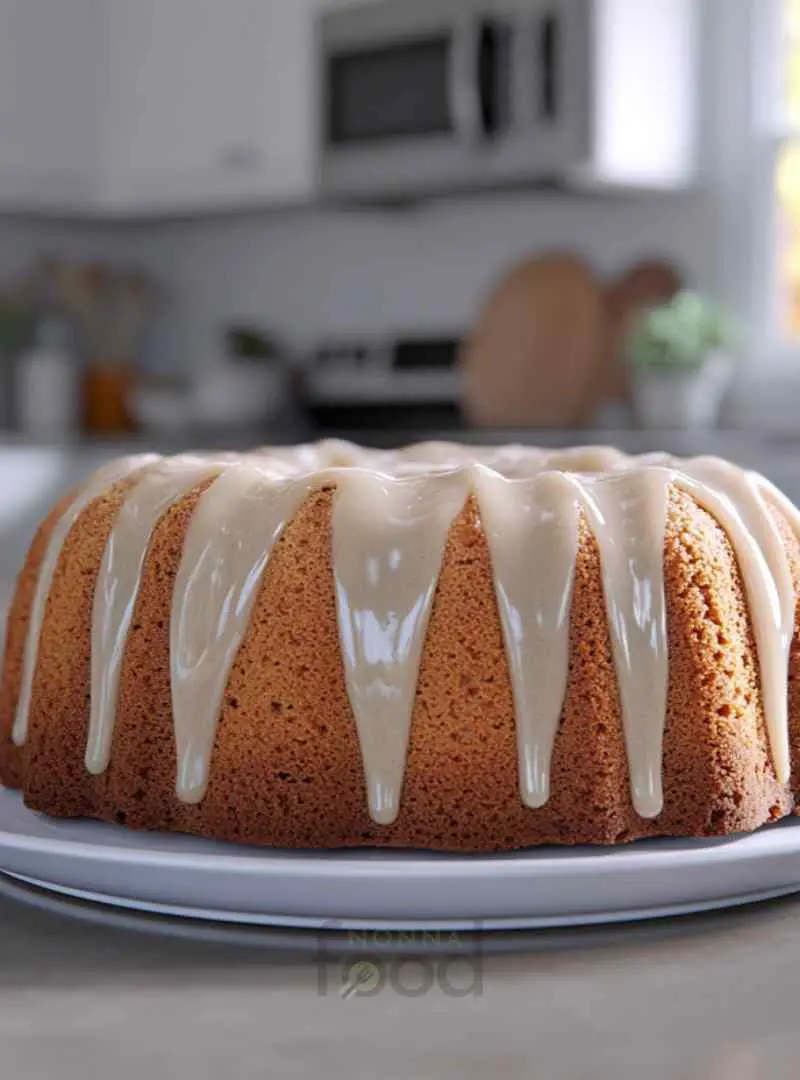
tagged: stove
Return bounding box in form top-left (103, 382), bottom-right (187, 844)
top-left (303, 335), bottom-right (463, 430)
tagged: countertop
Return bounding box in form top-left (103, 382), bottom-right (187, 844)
top-left (3, 429), bottom-right (800, 1077)
top-left (1, 878), bottom-right (800, 1078)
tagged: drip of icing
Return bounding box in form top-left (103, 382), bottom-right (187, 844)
top-left (756, 471), bottom-right (800, 540)
top-left (675, 458), bottom-right (795, 783)
top-left (11, 453), bottom-right (160, 747)
top-left (581, 469), bottom-right (671, 818)
top-left (170, 461), bottom-right (319, 803)
top-left (478, 462), bottom-right (671, 818)
top-left (331, 468), bottom-right (469, 825)
top-left (477, 457), bottom-right (669, 816)
top-left (85, 456), bottom-right (229, 776)
top-left (475, 468), bottom-right (580, 808)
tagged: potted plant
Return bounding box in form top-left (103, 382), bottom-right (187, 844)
top-left (192, 323), bottom-right (291, 429)
top-left (627, 291), bottom-right (737, 429)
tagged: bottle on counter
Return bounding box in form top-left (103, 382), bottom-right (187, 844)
top-left (15, 305), bottom-right (80, 440)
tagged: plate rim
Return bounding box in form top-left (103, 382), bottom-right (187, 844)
top-left (1, 786), bottom-right (799, 877)
top-left (4, 788), bottom-right (800, 929)
top-left (8, 870), bottom-right (800, 932)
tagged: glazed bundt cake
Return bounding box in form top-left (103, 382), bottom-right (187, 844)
top-left (1, 440), bottom-right (799, 851)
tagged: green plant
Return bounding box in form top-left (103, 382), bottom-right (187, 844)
top-left (225, 323), bottom-right (281, 363)
top-left (627, 291), bottom-right (737, 372)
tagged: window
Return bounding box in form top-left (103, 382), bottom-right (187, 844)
top-left (714, 0), bottom-right (800, 416)
top-left (775, 0), bottom-right (800, 340)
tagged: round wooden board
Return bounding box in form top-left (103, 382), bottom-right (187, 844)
top-left (461, 253), bottom-right (606, 429)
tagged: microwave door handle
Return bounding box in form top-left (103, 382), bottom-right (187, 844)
top-left (448, 18), bottom-right (481, 142)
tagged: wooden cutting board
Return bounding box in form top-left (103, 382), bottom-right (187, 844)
top-left (602, 260), bottom-right (683, 404)
top-left (461, 253), bottom-right (605, 428)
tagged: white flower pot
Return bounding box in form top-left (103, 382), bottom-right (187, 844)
top-left (192, 361), bottom-right (290, 428)
top-left (632, 352), bottom-right (732, 430)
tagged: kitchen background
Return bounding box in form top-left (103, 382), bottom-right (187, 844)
top-left (0, 0), bottom-right (794, 461)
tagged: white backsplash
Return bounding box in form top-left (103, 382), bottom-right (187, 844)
top-left (0, 217), bottom-right (118, 280)
top-left (0, 187), bottom-right (716, 383)
top-left (116, 190), bottom-right (716, 374)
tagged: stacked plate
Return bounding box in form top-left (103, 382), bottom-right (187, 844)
top-left (0, 788), bottom-right (800, 931)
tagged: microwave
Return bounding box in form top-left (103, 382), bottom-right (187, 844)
top-left (319, 0), bottom-right (697, 199)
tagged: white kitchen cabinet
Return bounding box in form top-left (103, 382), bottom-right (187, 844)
top-left (0, 0), bottom-right (100, 212)
top-left (99, 0), bottom-right (319, 213)
top-left (0, 0), bottom-right (701, 216)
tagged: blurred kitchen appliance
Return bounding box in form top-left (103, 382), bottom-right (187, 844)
top-left (320, 0), bottom-right (697, 200)
top-left (461, 253), bottom-right (605, 428)
top-left (304, 336), bottom-right (462, 429)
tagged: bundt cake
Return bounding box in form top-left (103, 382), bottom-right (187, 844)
top-left (1, 440), bottom-right (800, 852)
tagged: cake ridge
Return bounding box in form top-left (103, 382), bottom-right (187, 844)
top-left (87, 455), bottom-right (233, 777)
top-left (11, 452), bottom-right (160, 749)
top-left (171, 460), bottom-right (320, 803)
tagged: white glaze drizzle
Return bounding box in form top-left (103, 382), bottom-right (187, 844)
top-left (580, 469), bottom-right (671, 817)
top-left (11, 454), bottom-right (160, 747)
top-left (11, 442), bottom-right (800, 823)
top-left (170, 460), bottom-right (320, 803)
top-left (478, 466), bottom-right (670, 817)
top-left (85, 455), bottom-right (229, 775)
top-left (674, 458), bottom-right (794, 783)
top-left (475, 468), bottom-right (581, 809)
top-left (331, 468), bottom-right (469, 825)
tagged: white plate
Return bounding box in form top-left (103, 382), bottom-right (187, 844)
top-left (7, 871), bottom-right (800, 933)
top-left (3, 871), bottom-right (799, 954)
top-left (1, 787), bottom-right (800, 930)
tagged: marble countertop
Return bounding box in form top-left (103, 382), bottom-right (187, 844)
top-left (0, 878), bottom-right (799, 1079)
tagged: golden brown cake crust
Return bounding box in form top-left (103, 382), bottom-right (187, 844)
top-left (1, 470), bottom-right (798, 852)
top-left (0, 490), bottom-right (76, 791)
